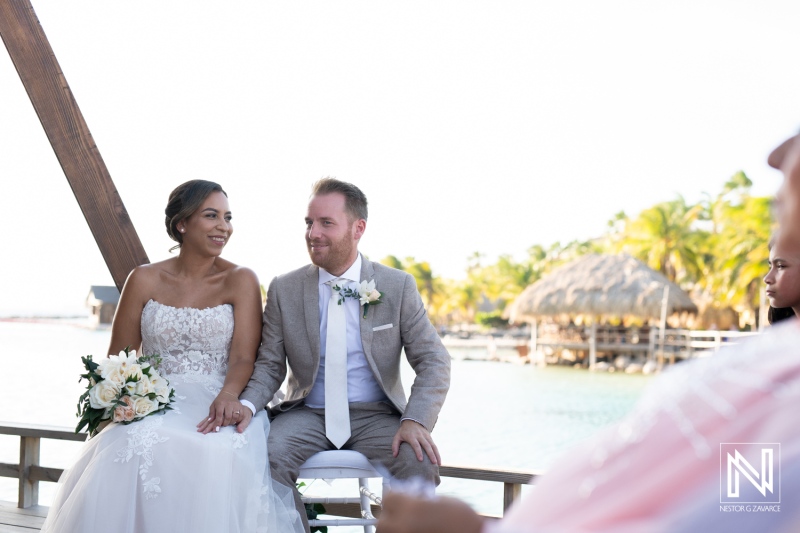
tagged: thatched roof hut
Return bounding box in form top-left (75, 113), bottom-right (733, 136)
top-left (507, 253), bottom-right (697, 323)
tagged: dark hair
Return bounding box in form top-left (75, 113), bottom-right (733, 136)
top-left (768, 306), bottom-right (796, 325)
top-left (310, 177), bottom-right (368, 221)
top-left (766, 232), bottom-right (797, 324)
top-left (165, 180), bottom-right (227, 251)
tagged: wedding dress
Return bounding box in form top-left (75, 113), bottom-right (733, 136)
top-left (41, 299), bottom-right (303, 533)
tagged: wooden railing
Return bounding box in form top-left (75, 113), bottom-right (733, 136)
top-left (0, 422), bottom-right (536, 520)
top-left (438, 464), bottom-right (538, 511)
top-left (0, 422), bottom-right (87, 509)
top-left (533, 325), bottom-right (758, 362)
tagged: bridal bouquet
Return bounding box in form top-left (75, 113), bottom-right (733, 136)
top-left (76, 347), bottom-right (175, 436)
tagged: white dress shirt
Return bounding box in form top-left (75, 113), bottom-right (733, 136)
top-left (305, 254), bottom-right (389, 407)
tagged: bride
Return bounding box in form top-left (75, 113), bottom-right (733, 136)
top-left (42, 180), bottom-right (303, 532)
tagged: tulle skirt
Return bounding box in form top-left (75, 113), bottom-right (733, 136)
top-left (41, 376), bottom-right (303, 533)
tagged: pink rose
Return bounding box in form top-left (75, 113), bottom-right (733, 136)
top-left (112, 396), bottom-right (136, 423)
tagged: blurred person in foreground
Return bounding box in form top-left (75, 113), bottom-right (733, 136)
top-left (766, 231), bottom-right (800, 324)
top-left (377, 133), bottom-right (800, 533)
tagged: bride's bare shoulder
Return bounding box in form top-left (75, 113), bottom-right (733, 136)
top-left (226, 263), bottom-right (260, 288)
top-left (135, 258), bottom-right (179, 277)
top-left (123, 259), bottom-right (178, 293)
top-left (210, 259), bottom-right (258, 293)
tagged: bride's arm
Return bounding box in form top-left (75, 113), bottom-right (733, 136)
top-left (107, 267), bottom-right (150, 356)
top-left (197, 266), bottom-right (261, 434)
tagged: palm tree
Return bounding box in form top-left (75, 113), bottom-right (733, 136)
top-left (615, 196), bottom-right (705, 285)
top-left (380, 255), bottom-right (444, 321)
top-left (379, 255), bottom-right (404, 271)
top-left (710, 194), bottom-right (772, 321)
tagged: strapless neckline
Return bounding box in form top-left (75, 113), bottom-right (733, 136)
top-left (145, 299), bottom-right (232, 313)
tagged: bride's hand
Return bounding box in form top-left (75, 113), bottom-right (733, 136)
top-left (196, 391), bottom-right (244, 434)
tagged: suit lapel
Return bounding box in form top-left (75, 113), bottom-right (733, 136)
top-left (303, 265), bottom-right (321, 361)
top-left (359, 257), bottom-right (375, 365)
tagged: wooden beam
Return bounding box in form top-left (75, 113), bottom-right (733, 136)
top-left (0, 462), bottom-right (16, 479)
top-left (0, 0), bottom-right (148, 289)
top-left (0, 422), bottom-right (88, 442)
top-left (438, 465), bottom-right (537, 485)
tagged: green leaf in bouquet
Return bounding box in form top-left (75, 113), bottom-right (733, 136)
top-left (81, 355), bottom-right (99, 372)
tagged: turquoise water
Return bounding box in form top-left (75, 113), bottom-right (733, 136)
top-left (0, 321), bottom-right (651, 520)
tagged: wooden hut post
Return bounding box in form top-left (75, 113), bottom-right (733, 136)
top-left (530, 320), bottom-right (538, 364)
top-left (657, 285), bottom-right (669, 366)
top-left (588, 321), bottom-right (597, 369)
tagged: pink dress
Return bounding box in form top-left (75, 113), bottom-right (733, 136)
top-left (486, 320), bottom-right (800, 533)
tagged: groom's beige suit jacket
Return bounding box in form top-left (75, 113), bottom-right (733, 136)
top-left (241, 256), bottom-right (450, 431)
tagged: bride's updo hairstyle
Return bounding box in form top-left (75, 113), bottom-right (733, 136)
top-left (165, 180), bottom-right (227, 252)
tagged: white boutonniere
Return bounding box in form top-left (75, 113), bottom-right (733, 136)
top-left (333, 279), bottom-right (384, 318)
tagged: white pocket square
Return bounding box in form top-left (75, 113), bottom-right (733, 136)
top-left (372, 324), bottom-right (393, 332)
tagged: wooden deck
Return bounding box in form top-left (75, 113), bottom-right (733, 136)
top-left (0, 501), bottom-right (46, 532)
top-left (0, 422), bottom-right (537, 531)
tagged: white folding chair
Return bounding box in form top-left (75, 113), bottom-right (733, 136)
top-left (298, 450), bottom-right (389, 533)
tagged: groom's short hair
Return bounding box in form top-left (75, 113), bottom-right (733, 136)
top-left (311, 177), bottom-right (368, 222)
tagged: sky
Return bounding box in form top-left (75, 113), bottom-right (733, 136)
top-left (1, 0), bottom-right (799, 315)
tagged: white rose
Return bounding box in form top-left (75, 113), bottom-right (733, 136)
top-left (133, 396), bottom-right (159, 418)
top-left (368, 290), bottom-right (381, 302)
top-left (88, 381), bottom-right (120, 409)
top-left (155, 387), bottom-right (170, 404)
top-left (135, 375), bottom-right (154, 396)
top-left (98, 357), bottom-right (122, 379)
top-left (103, 367), bottom-right (125, 387)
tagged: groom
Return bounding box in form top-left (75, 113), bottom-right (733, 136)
top-left (238, 177), bottom-right (451, 531)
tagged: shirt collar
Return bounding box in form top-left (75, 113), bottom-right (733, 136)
top-left (319, 254), bottom-right (362, 286)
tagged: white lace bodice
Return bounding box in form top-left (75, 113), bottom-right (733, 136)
top-left (141, 299), bottom-right (234, 377)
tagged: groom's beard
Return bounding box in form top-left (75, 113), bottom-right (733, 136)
top-left (306, 233), bottom-right (357, 274)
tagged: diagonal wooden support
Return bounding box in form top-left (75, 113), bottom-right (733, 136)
top-left (0, 0), bottom-right (148, 289)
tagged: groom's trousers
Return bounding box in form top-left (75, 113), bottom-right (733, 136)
top-left (268, 401), bottom-right (440, 533)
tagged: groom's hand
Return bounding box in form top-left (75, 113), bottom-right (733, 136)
top-left (236, 408), bottom-right (253, 433)
top-left (392, 420), bottom-right (441, 465)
